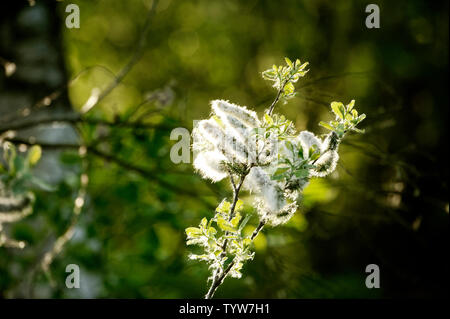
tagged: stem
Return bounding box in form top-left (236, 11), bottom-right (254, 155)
top-left (268, 73), bottom-right (298, 116)
top-left (267, 81), bottom-right (286, 116)
top-left (204, 261), bottom-right (233, 299)
top-left (205, 172), bottom-right (246, 299)
top-left (251, 220), bottom-right (266, 240)
top-left (228, 174), bottom-right (245, 221)
top-left (267, 93), bottom-right (281, 116)
top-left (217, 175), bottom-right (245, 269)
top-left (205, 219), bottom-right (266, 299)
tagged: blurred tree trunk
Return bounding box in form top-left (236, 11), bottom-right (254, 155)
top-left (0, 1), bottom-right (77, 185)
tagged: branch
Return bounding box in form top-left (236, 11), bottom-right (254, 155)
top-left (205, 220), bottom-right (266, 299)
top-left (267, 79), bottom-right (287, 116)
top-left (0, 112), bottom-right (174, 134)
top-left (4, 137), bottom-right (217, 207)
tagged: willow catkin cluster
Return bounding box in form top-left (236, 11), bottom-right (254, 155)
top-left (254, 131), bottom-right (338, 226)
top-left (192, 100), bottom-right (261, 176)
top-left (192, 100), bottom-right (340, 226)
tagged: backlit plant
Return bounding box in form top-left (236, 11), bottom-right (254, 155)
top-left (185, 58), bottom-right (366, 299)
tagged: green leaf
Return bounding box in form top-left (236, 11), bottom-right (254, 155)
top-left (284, 82), bottom-right (294, 94)
top-left (309, 151), bottom-right (320, 162)
top-left (208, 227), bottom-right (217, 236)
top-left (13, 156), bottom-right (25, 176)
top-left (273, 167), bottom-right (289, 176)
top-left (284, 57), bottom-right (293, 68)
top-left (347, 99), bottom-right (355, 111)
top-left (357, 114), bottom-right (366, 122)
top-left (331, 102), bottom-right (345, 120)
top-left (285, 140), bottom-right (294, 152)
top-left (200, 217), bottom-right (208, 229)
top-left (271, 174), bottom-right (285, 181)
top-left (230, 211), bottom-right (242, 228)
top-left (297, 145), bottom-right (304, 159)
top-left (216, 200), bottom-right (231, 214)
top-left (319, 121), bottom-right (334, 131)
top-left (345, 113), bottom-right (353, 121)
top-left (217, 216), bottom-right (236, 232)
top-left (185, 227), bottom-right (202, 238)
top-left (235, 199), bottom-right (244, 212)
top-left (294, 169), bottom-right (309, 178)
top-left (230, 262), bottom-right (243, 278)
top-left (264, 114), bottom-right (274, 126)
top-left (27, 145), bottom-right (42, 167)
top-left (243, 238), bottom-right (252, 246)
top-left (299, 62), bottom-right (309, 70)
top-left (238, 213), bottom-right (252, 232)
top-left (262, 70), bottom-right (276, 80)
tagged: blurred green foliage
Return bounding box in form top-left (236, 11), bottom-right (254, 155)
top-left (0, 0), bottom-right (448, 298)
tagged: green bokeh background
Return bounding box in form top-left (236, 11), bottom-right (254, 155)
top-left (1, 0), bottom-right (448, 298)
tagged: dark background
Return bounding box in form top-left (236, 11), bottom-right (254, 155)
top-left (0, 0), bottom-right (448, 298)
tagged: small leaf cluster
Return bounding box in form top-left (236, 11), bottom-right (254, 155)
top-left (259, 113), bottom-right (295, 141)
top-left (272, 140), bottom-right (318, 182)
top-left (319, 100), bottom-right (366, 138)
top-left (185, 199), bottom-right (254, 279)
top-left (0, 142), bottom-right (51, 193)
top-left (251, 113), bottom-right (296, 166)
top-left (262, 57), bottom-right (309, 103)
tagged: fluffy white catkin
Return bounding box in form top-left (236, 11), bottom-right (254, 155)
top-left (193, 151), bottom-right (228, 182)
top-left (192, 100), bottom-right (344, 226)
top-left (310, 150), bottom-right (339, 177)
top-left (211, 100), bottom-right (261, 128)
top-left (245, 167), bottom-right (286, 213)
top-left (197, 119), bottom-right (250, 165)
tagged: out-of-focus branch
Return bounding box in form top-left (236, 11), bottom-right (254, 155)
top-left (81, 0), bottom-right (159, 114)
top-left (0, 113), bottom-right (174, 134)
top-left (3, 137), bottom-right (217, 207)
